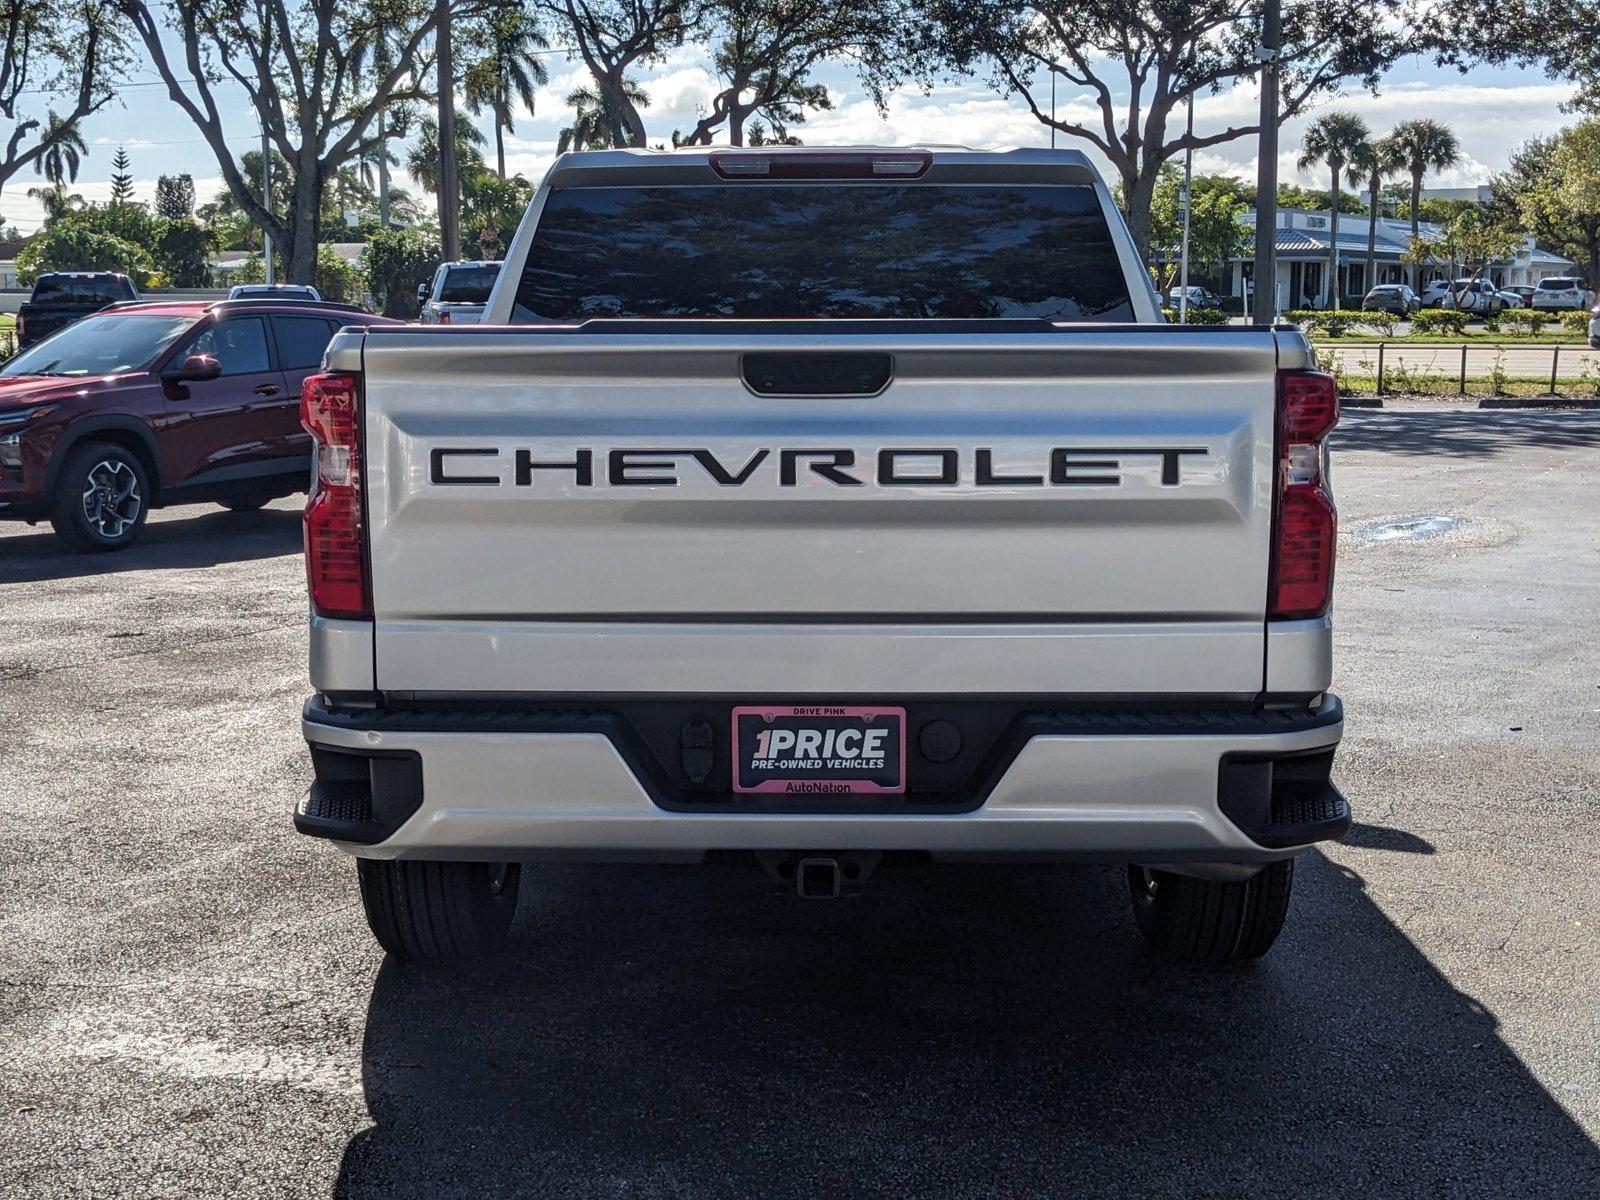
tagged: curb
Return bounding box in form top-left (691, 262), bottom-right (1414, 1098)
top-left (1478, 397), bottom-right (1600, 410)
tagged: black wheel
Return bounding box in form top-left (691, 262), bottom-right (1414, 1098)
top-left (221, 493), bottom-right (271, 512)
top-left (356, 858), bottom-right (521, 963)
top-left (49, 439), bottom-right (150, 553)
top-left (1128, 859), bottom-right (1294, 964)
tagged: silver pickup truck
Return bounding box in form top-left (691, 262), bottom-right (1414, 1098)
top-left (295, 146), bottom-right (1346, 966)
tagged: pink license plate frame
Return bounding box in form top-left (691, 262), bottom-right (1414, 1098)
top-left (731, 705), bottom-right (907, 795)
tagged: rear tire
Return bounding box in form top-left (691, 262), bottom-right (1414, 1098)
top-left (1128, 859), bottom-right (1294, 964)
top-left (221, 494), bottom-right (270, 512)
top-left (49, 439), bottom-right (150, 553)
top-left (356, 859), bottom-right (521, 963)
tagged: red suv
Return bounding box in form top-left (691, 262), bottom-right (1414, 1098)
top-left (0, 299), bottom-right (398, 551)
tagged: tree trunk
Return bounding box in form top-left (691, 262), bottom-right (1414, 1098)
top-left (1409, 166), bottom-right (1423, 289)
top-left (286, 165), bottom-right (321, 284)
top-left (729, 107), bottom-right (745, 147)
top-left (1328, 164), bottom-right (1340, 308)
top-left (600, 73), bottom-right (647, 147)
top-left (495, 109), bottom-right (507, 177)
top-left (1365, 175), bottom-right (1379, 295)
top-left (1121, 165), bottom-right (1158, 270)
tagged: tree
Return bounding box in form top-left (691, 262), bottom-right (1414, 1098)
top-left (1407, 208), bottom-right (1522, 302)
top-left (1387, 118), bottom-right (1461, 286)
top-left (0, 0), bottom-right (125, 204)
top-left (1145, 168), bottom-right (1248, 286)
top-left (463, 2), bottom-right (550, 176)
top-left (1437, 0), bottom-right (1600, 110)
top-left (537, 0), bottom-right (689, 147)
top-left (1493, 122), bottom-right (1600, 284)
top-left (15, 221), bottom-right (154, 283)
top-left (558, 80), bottom-right (647, 152)
top-left (1347, 135), bottom-right (1405, 294)
top-left (907, 0), bottom-right (1413, 260)
top-left (406, 115), bottom-right (487, 195)
top-left (673, 0), bottom-right (898, 148)
top-left (154, 216), bottom-right (212, 285)
top-left (26, 182), bottom-right (85, 223)
top-left (155, 173), bottom-right (195, 219)
top-left (34, 112), bottom-right (87, 187)
top-left (1297, 111), bottom-right (1369, 306)
top-left (120, 0), bottom-right (460, 283)
top-left (362, 225), bottom-right (441, 316)
top-left (108, 145), bottom-right (135, 207)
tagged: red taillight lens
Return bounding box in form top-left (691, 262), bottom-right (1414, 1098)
top-left (437, 310), bottom-right (451, 324)
top-left (1270, 369), bottom-right (1339, 621)
top-left (300, 371), bottom-right (369, 620)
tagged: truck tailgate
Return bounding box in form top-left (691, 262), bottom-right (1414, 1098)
top-left (360, 326), bottom-right (1281, 695)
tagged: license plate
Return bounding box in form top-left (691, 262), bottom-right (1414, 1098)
top-left (731, 705), bottom-right (906, 796)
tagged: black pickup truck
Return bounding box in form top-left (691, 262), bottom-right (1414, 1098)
top-left (16, 272), bottom-right (139, 349)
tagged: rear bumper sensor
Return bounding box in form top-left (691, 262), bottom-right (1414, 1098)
top-left (295, 745), bottom-right (423, 845)
top-left (1217, 748), bottom-right (1351, 849)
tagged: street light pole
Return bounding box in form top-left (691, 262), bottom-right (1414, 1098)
top-left (436, 0), bottom-right (461, 261)
top-left (1179, 93), bottom-right (1195, 323)
top-left (261, 123), bottom-right (274, 285)
top-left (1251, 0), bottom-right (1281, 324)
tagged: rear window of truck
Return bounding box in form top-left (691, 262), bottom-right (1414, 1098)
top-left (31, 275), bottom-right (134, 304)
top-left (511, 184), bottom-right (1135, 322)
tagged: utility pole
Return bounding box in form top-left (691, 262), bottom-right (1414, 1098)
top-left (261, 123), bottom-right (274, 285)
top-left (436, 0), bottom-right (460, 261)
top-left (377, 31), bottom-right (391, 230)
top-left (1179, 93), bottom-right (1195, 323)
top-left (1251, 0), bottom-right (1281, 324)
top-left (1050, 72), bottom-right (1056, 148)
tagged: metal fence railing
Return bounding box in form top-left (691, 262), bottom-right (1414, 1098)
top-left (1315, 341), bottom-right (1598, 396)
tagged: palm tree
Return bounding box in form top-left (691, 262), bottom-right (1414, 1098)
top-left (1297, 111), bottom-right (1371, 308)
top-left (27, 184), bottom-right (85, 224)
top-left (406, 117), bottom-right (488, 195)
top-left (463, 6), bottom-right (550, 177)
top-left (1387, 119), bottom-right (1462, 288)
top-left (33, 112), bottom-right (87, 188)
top-left (557, 81), bottom-right (649, 154)
top-left (1347, 134), bottom-right (1406, 296)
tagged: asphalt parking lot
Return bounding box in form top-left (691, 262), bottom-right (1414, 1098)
top-left (2, 408), bottom-right (1599, 1198)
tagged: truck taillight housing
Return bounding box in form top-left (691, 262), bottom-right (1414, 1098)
top-left (301, 371), bottom-right (370, 620)
top-left (1270, 369), bottom-right (1339, 620)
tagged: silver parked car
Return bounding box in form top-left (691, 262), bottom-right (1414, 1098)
top-left (418, 260), bottom-right (502, 324)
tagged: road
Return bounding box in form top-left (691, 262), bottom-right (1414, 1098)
top-left (2, 410), bottom-right (1599, 1197)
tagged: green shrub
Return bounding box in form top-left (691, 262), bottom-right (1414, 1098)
top-left (1560, 309), bottom-right (1592, 333)
top-left (362, 227), bottom-right (443, 319)
top-left (1287, 309), bottom-right (1359, 337)
top-left (1501, 309), bottom-right (1553, 336)
top-left (313, 245), bottom-right (364, 304)
top-left (1358, 310), bottom-right (1397, 338)
top-left (16, 223), bottom-right (155, 286)
top-left (1186, 306), bottom-right (1230, 325)
top-left (1410, 309), bottom-right (1470, 337)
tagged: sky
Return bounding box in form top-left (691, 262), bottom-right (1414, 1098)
top-left (0, 38), bottom-right (1578, 236)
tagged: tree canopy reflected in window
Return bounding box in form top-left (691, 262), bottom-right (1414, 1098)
top-left (512, 184), bottom-right (1135, 322)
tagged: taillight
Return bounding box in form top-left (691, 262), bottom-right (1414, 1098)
top-left (437, 310), bottom-right (451, 324)
top-left (300, 371), bottom-right (370, 620)
top-left (1270, 369), bottom-right (1339, 620)
top-left (15, 312), bottom-right (24, 340)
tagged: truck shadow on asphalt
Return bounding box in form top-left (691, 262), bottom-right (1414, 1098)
top-left (1335, 408), bottom-right (1600, 459)
top-left (335, 852), bottom-right (1600, 1197)
top-left (0, 506), bottom-right (302, 584)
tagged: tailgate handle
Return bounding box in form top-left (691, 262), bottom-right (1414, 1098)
top-left (741, 352), bottom-right (893, 397)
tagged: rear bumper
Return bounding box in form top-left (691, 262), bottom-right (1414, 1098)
top-left (298, 695), bottom-right (1347, 864)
